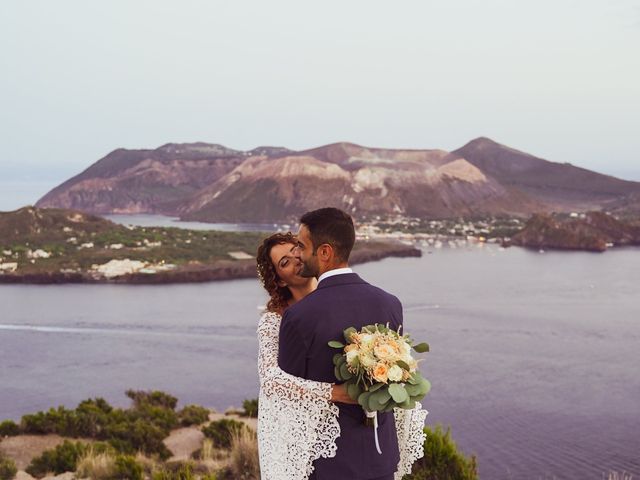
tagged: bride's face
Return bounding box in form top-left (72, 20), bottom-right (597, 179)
top-left (269, 242), bottom-right (309, 289)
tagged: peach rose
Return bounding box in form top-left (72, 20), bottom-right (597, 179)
top-left (372, 362), bottom-right (389, 383)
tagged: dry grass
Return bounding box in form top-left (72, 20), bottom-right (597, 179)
top-left (75, 445), bottom-right (116, 479)
top-left (228, 427), bottom-right (260, 480)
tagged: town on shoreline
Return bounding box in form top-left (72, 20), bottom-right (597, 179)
top-left (2, 206), bottom-right (639, 284)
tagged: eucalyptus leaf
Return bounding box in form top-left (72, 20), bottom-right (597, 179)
top-left (388, 383), bottom-right (408, 403)
top-left (412, 342), bottom-right (430, 353)
top-left (419, 378), bottom-right (431, 395)
top-left (396, 360), bottom-right (411, 371)
top-left (376, 389), bottom-right (391, 405)
top-left (339, 363), bottom-right (353, 380)
top-left (407, 372), bottom-right (419, 385)
top-left (332, 354), bottom-right (343, 365)
top-left (368, 392), bottom-right (384, 412)
top-left (368, 383), bottom-right (384, 393)
top-left (347, 383), bottom-right (361, 400)
top-left (343, 327), bottom-right (357, 343)
top-left (357, 392), bottom-right (370, 408)
top-left (404, 383), bottom-right (421, 397)
top-left (328, 340), bottom-right (345, 349)
top-left (334, 366), bottom-right (342, 381)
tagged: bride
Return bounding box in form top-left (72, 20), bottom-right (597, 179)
top-left (256, 233), bottom-right (428, 480)
top-left (255, 232), bottom-right (428, 480)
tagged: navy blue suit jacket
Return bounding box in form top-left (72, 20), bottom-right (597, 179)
top-left (278, 272), bottom-right (402, 479)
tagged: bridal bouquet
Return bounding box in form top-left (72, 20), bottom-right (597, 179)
top-left (329, 324), bottom-right (431, 414)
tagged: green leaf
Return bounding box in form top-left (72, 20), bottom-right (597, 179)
top-left (404, 383), bottom-right (422, 397)
top-left (412, 342), bottom-right (430, 353)
top-left (339, 363), bottom-right (353, 380)
top-left (407, 372), bottom-right (420, 385)
top-left (347, 383), bottom-right (361, 400)
top-left (332, 354), bottom-right (343, 365)
top-left (376, 389), bottom-right (391, 405)
top-left (398, 397), bottom-right (415, 409)
top-left (388, 383), bottom-right (408, 403)
top-left (396, 360), bottom-right (411, 371)
top-left (367, 382), bottom-right (384, 393)
top-left (328, 340), bottom-right (345, 349)
top-left (334, 366), bottom-right (343, 381)
top-left (418, 378), bottom-right (431, 395)
top-left (357, 392), bottom-right (371, 408)
top-left (350, 356), bottom-right (360, 369)
top-left (343, 327), bottom-right (357, 343)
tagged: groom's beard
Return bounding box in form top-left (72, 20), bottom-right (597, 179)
top-left (299, 258), bottom-right (318, 278)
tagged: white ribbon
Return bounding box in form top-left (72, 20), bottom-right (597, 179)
top-left (365, 410), bottom-right (383, 454)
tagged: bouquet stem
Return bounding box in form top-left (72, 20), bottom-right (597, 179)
top-left (364, 410), bottom-right (382, 454)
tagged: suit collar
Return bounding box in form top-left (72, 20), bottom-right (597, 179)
top-left (315, 272), bottom-right (367, 289)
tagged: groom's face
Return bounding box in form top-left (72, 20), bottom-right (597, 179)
top-left (295, 224), bottom-right (320, 278)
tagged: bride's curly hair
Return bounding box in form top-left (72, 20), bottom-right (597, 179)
top-left (256, 232), bottom-right (297, 313)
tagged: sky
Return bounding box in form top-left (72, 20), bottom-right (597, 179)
top-left (1, 0), bottom-right (639, 209)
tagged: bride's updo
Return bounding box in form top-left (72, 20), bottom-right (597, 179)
top-left (256, 232), bottom-right (296, 313)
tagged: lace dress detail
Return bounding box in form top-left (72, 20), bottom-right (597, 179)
top-left (257, 311), bottom-right (428, 479)
top-left (394, 403), bottom-right (429, 479)
top-left (257, 311), bottom-right (340, 479)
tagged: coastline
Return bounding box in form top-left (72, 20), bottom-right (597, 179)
top-left (0, 242), bottom-right (421, 285)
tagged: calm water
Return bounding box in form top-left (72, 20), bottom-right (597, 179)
top-left (1, 242), bottom-right (639, 479)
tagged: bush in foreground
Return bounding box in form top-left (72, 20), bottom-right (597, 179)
top-left (202, 419), bottom-right (246, 449)
top-left (178, 405), bottom-right (210, 427)
top-left (241, 398), bottom-right (258, 418)
top-left (404, 424), bottom-right (478, 480)
top-left (0, 452), bottom-right (18, 480)
top-left (26, 440), bottom-right (90, 478)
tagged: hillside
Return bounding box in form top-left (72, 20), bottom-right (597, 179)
top-left (510, 211), bottom-right (640, 251)
top-left (0, 207), bottom-right (420, 284)
top-left (35, 138), bottom-right (640, 222)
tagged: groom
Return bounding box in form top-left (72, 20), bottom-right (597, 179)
top-left (278, 207), bottom-right (402, 480)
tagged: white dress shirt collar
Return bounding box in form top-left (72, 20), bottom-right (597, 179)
top-left (317, 267), bottom-right (353, 285)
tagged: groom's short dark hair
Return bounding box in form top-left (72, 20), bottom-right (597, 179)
top-left (300, 207), bottom-right (355, 262)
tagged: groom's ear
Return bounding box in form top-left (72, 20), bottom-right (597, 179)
top-left (317, 244), bottom-right (333, 262)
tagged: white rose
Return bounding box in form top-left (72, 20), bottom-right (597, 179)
top-left (360, 353), bottom-right (377, 368)
top-left (387, 365), bottom-right (403, 382)
top-left (346, 349), bottom-right (359, 365)
top-left (361, 334), bottom-right (375, 346)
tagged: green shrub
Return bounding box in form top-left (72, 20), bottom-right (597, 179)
top-left (151, 461), bottom-right (197, 480)
top-left (0, 452), bottom-right (18, 480)
top-left (103, 418), bottom-right (172, 460)
top-left (20, 406), bottom-right (75, 435)
top-left (0, 420), bottom-right (20, 437)
top-left (241, 398), bottom-right (258, 418)
top-left (113, 455), bottom-right (144, 480)
top-left (73, 398), bottom-right (114, 437)
top-left (26, 440), bottom-right (89, 478)
top-left (404, 424), bottom-right (478, 480)
top-left (178, 405), bottom-right (210, 426)
top-left (202, 419), bottom-right (246, 449)
top-left (126, 389), bottom-right (178, 410)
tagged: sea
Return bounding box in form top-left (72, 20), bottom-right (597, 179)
top-left (1, 208), bottom-right (639, 479)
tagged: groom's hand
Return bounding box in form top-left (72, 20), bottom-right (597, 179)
top-left (330, 383), bottom-right (358, 404)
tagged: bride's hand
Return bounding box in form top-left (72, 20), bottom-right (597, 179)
top-left (330, 383), bottom-right (358, 404)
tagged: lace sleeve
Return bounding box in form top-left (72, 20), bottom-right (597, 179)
top-left (257, 311), bottom-right (341, 480)
top-left (394, 403), bottom-right (429, 479)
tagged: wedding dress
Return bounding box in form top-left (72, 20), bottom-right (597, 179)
top-left (257, 311), bottom-right (428, 480)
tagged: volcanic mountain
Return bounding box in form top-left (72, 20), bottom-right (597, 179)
top-left (35, 138), bottom-right (640, 222)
